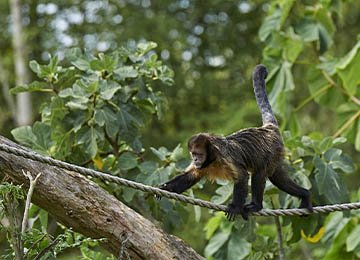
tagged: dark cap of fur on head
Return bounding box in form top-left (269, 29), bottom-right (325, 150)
top-left (253, 64), bottom-right (268, 80)
top-left (188, 133), bottom-right (209, 149)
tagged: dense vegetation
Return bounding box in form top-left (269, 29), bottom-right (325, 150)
top-left (1, 0), bottom-right (360, 259)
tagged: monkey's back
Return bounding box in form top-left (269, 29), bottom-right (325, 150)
top-left (226, 123), bottom-right (284, 176)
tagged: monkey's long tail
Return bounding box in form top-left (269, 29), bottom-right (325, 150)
top-left (252, 64), bottom-right (278, 126)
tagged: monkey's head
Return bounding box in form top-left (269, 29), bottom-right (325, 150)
top-left (188, 134), bottom-right (217, 169)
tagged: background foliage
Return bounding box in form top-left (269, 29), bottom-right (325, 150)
top-left (1, 0), bottom-right (360, 259)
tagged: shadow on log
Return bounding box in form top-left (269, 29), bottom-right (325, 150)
top-left (0, 136), bottom-right (204, 260)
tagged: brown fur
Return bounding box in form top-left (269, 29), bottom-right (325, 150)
top-left (156, 65), bottom-right (312, 220)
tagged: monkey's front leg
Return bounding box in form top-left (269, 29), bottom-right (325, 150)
top-left (225, 175), bottom-right (249, 221)
top-left (155, 173), bottom-right (200, 200)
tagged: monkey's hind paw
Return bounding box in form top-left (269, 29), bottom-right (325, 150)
top-left (243, 202), bottom-right (262, 214)
top-left (225, 204), bottom-right (248, 221)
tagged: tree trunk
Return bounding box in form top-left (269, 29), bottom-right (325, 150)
top-left (10, 0), bottom-right (32, 126)
top-left (0, 136), bottom-right (204, 260)
top-left (0, 51), bottom-right (16, 118)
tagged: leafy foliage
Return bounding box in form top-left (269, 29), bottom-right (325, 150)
top-left (2, 0), bottom-right (360, 259)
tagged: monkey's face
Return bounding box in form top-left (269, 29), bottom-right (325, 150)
top-left (190, 148), bottom-right (207, 169)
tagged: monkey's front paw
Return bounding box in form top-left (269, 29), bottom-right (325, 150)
top-left (225, 203), bottom-right (247, 221)
top-left (154, 184), bottom-right (170, 201)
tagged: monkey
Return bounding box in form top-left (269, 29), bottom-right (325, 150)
top-left (155, 65), bottom-right (312, 221)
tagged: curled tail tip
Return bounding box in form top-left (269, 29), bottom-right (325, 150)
top-left (253, 64), bottom-right (268, 80)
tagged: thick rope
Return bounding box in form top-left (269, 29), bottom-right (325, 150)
top-left (1, 143), bottom-right (360, 217)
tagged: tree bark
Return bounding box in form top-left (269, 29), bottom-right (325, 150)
top-left (10, 0), bottom-right (32, 126)
top-left (0, 135), bottom-right (205, 260)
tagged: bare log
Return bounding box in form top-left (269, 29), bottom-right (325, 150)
top-left (0, 136), bottom-right (204, 260)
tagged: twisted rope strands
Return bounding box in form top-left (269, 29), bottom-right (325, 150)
top-left (1, 143), bottom-right (360, 217)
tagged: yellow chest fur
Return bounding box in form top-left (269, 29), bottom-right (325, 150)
top-left (188, 159), bottom-right (238, 182)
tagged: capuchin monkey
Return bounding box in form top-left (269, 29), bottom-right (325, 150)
top-left (156, 65), bottom-right (312, 220)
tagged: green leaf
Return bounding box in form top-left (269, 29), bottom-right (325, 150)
top-left (227, 235), bottom-right (251, 260)
top-left (307, 67), bottom-right (342, 108)
top-left (118, 152), bottom-right (138, 170)
top-left (204, 231), bottom-right (230, 258)
top-left (139, 161), bottom-right (158, 174)
top-left (29, 60), bottom-right (40, 73)
top-left (324, 148), bottom-right (354, 173)
top-left (295, 17), bottom-right (319, 42)
top-left (72, 58), bottom-right (91, 71)
top-left (65, 47), bottom-right (82, 61)
top-left (268, 61), bottom-right (294, 114)
top-left (151, 91), bottom-right (168, 120)
top-left (346, 225), bottom-right (360, 251)
top-left (258, 7), bottom-right (282, 42)
top-left (336, 41), bottom-right (360, 95)
top-left (10, 81), bottom-right (49, 94)
top-left (150, 146), bottom-right (169, 161)
top-left (356, 120), bottom-right (360, 151)
top-left (137, 41), bottom-right (158, 56)
top-left (114, 66), bottom-right (139, 80)
top-left (204, 214), bottom-right (223, 240)
top-left (11, 126), bottom-right (37, 148)
top-left (284, 28), bottom-right (304, 63)
top-left (99, 80), bottom-right (122, 100)
top-left (90, 59), bottom-right (104, 71)
top-left (11, 123), bottom-right (52, 154)
top-left (211, 184), bottom-right (233, 204)
top-left (318, 23), bottom-right (333, 54)
top-left (94, 107), bottom-right (118, 138)
top-left (295, 17), bottom-right (333, 53)
top-left (169, 144), bottom-right (183, 161)
top-left (77, 127), bottom-right (99, 158)
top-left (314, 156), bottom-right (347, 203)
top-left (322, 211), bottom-right (350, 244)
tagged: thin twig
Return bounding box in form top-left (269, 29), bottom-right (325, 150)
top-left (21, 170), bottom-right (42, 235)
top-left (321, 70), bottom-right (360, 107)
top-left (33, 237), bottom-right (61, 260)
top-left (24, 233), bottom-right (48, 259)
top-left (332, 110), bottom-right (360, 138)
top-left (274, 216), bottom-right (285, 260)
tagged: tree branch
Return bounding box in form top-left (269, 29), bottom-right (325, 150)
top-left (0, 135), bottom-right (204, 260)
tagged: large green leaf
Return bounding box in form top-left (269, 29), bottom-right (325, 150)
top-left (324, 148), bottom-right (354, 173)
top-left (336, 41), bottom-right (360, 96)
top-left (117, 152), bottom-right (138, 170)
top-left (11, 126), bottom-right (39, 150)
top-left (211, 184), bottom-right (233, 204)
top-left (94, 107), bottom-right (118, 138)
top-left (258, 6), bottom-right (282, 42)
top-left (99, 80), bottom-right (122, 100)
top-left (295, 17), bottom-right (333, 53)
top-left (10, 81), bottom-right (49, 94)
top-left (76, 127), bottom-right (100, 158)
top-left (227, 235), bottom-right (251, 260)
top-left (307, 67), bottom-right (343, 108)
top-left (204, 214), bottom-right (223, 240)
top-left (114, 66), bottom-right (138, 80)
top-left (204, 231), bottom-right (230, 258)
top-left (314, 156), bottom-right (347, 203)
top-left (268, 61), bottom-right (294, 115)
top-left (346, 225), bottom-right (360, 252)
top-left (11, 122), bottom-right (52, 154)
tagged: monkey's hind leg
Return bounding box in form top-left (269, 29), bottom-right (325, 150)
top-left (269, 165), bottom-right (312, 211)
top-left (244, 170), bottom-right (266, 214)
top-left (225, 174), bottom-right (249, 221)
